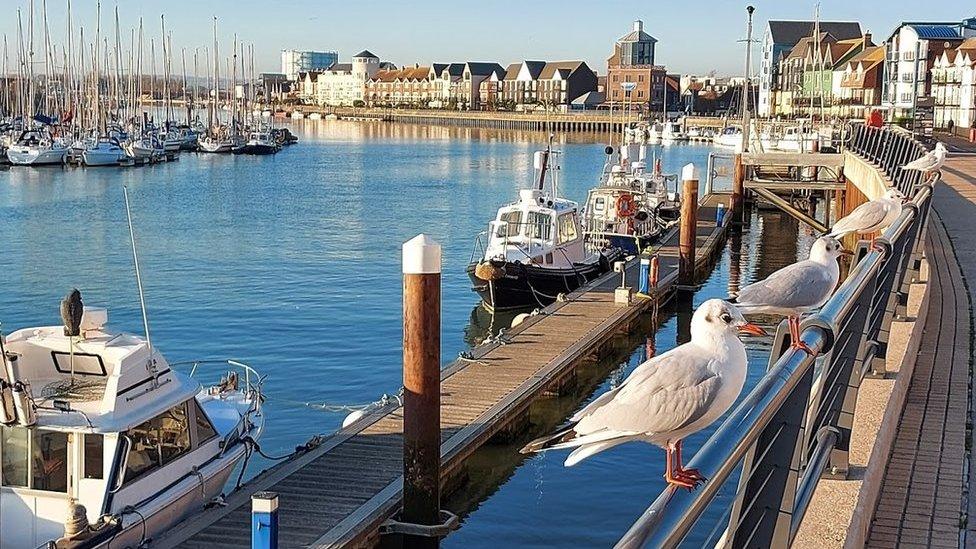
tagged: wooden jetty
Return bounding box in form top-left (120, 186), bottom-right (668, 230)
top-left (156, 193), bottom-right (734, 549)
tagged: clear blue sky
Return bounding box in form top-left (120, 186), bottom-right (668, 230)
top-left (1, 0), bottom-right (974, 76)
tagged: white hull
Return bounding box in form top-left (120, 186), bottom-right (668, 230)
top-left (198, 140), bottom-right (234, 153)
top-left (82, 146), bottom-right (124, 166)
top-left (6, 145), bottom-right (67, 165)
top-left (714, 134), bottom-right (743, 148)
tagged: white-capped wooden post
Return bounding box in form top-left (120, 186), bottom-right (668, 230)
top-left (402, 234), bottom-right (442, 549)
top-left (679, 163), bottom-right (699, 286)
top-left (251, 492), bottom-right (278, 549)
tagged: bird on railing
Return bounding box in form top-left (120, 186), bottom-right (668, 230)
top-left (827, 188), bottom-right (906, 252)
top-left (901, 142), bottom-right (947, 183)
top-left (729, 236), bottom-right (850, 355)
top-left (60, 289), bottom-right (84, 337)
top-left (519, 300), bottom-right (766, 490)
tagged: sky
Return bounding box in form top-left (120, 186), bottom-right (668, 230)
top-left (1, 0), bottom-right (974, 76)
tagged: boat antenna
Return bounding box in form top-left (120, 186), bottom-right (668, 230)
top-left (122, 186), bottom-right (155, 371)
top-left (536, 135), bottom-right (552, 191)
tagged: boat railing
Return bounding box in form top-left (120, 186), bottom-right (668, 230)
top-left (171, 359), bottom-right (264, 410)
top-left (616, 125), bottom-right (934, 548)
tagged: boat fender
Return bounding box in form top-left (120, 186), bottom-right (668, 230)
top-left (616, 194), bottom-right (637, 218)
top-left (511, 313), bottom-right (531, 329)
top-left (12, 380), bottom-right (36, 427)
top-left (474, 262), bottom-right (506, 281)
top-left (0, 379), bottom-right (16, 425)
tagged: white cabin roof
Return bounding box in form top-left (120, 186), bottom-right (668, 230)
top-left (3, 321), bottom-right (200, 434)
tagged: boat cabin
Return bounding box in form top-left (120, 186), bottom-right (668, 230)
top-left (483, 189), bottom-right (585, 269)
top-left (0, 307), bottom-right (251, 548)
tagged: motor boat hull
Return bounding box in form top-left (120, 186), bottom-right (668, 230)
top-left (467, 248), bottom-right (625, 311)
top-left (6, 145), bottom-right (67, 165)
top-left (242, 143), bottom-right (279, 155)
top-left (198, 140), bottom-right (234, 153)
top-left (82, 145), bottom-right (125, 166)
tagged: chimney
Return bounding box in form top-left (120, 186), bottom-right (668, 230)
top-left (863, 32), bottom-right (872, 48)
top-left (634, 20), bottom-right (643, 33)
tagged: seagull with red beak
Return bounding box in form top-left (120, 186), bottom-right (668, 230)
top-left (521, 299), bottom-right (765, 490)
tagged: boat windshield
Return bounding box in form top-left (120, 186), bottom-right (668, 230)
top-left (494, 210), bottom-right (522, 238)
top-left (526, 211), bottom-right (552, 240)
top-left (557, 213), bottom-right (578, 244)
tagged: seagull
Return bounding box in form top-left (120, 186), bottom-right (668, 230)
top-left (520, 300), bottom-right (766, 490)
top-left (901, 142), bottom-right (947, 182)
top-left (828, 188), bottom-right (906, 251)
top-left (60, 289), bottom-right (84, 337)
top-left (729, 236), bottom-right (849, 354)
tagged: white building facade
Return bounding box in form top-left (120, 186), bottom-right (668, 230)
top-left (314, 51), bottom-right (382, 106)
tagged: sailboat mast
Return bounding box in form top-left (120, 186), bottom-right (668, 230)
top-left (212, 17), bottom-right (219, 129)
top-left (740, 5), bottom-right (755, 150)
top-left (182, 47), bottom-right (189, 123)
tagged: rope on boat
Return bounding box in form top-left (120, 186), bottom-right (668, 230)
top-left (262, 389), bottom-right (404, 414)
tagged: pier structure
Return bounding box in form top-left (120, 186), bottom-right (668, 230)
top-left (156, 191), bottom-right (735, 548)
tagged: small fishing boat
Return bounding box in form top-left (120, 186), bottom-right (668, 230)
top-left (660, 121), bottom-right (687, 142)
top-left (467, 142), bottom-right (624, 311)
top-left (6, 128), bottom-right (68, 166)
top-left (714, 126), bottom-right (743, 148)
top-left (776, 124), bottom-right (820, 153)
top-left (583, 145), bottom-right (680, 254)
top-left (0, 294), bottom-right (264, 549)
top-left (241, 130), bottom-right (279, 155)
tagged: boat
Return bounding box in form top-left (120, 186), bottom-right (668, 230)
top-left (307, 112), bottom-right (322, 121)
top-left (6, 128), bottom-right (68, 166)
top-left (776, 124), bottom-right (820, 153)
top-left (467, 143), bottom-right (624, 311)
top-left (660, 121), bottom-right (687, 142)
top-left (241, 130), bottom-right (279, 155)
top-left (714, 126), bottom-right (744, 148)
top-left (0, 295), bottom-right (264, 549)
top-left (81, 137), bottom-right (125, 166)
top-left (582, 147), bottom-right (680, 255)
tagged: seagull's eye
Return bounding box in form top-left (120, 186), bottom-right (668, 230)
top-left (720, 313), bottom-right (732, 324)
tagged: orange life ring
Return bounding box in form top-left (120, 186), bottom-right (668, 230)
top-left (616, 193), bottom-right (637, 218)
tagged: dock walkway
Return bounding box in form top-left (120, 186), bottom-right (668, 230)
top-left (158, 195), bottom-right (733, 548)
top-left (866, 156), bottom-right (976, 548)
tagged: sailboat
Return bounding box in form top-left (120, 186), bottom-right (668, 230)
top-left (6, 126), bottom-right (68, 165)
top-left (467, 140), bottom-right (624, 311)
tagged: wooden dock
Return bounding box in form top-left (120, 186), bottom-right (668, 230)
top-left (156, 193), bottom-right (734, 549)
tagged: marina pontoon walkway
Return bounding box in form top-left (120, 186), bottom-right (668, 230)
top-left (157, 195), bottom-right (733, 548)
top-left (866, 156), bottom-right (976, 548)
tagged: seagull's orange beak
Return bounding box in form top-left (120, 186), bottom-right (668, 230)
top-left (737, 322), bottom-right (768, 337)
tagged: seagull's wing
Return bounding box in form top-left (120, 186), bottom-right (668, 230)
top-left (829, 199), bottom-right (890, 236)
top-left (734, 260), bottom-right (836, 312)
top-left (903, 152), bottom-right (938, 171)
top-left (573, 345), bottom-right (723, 437)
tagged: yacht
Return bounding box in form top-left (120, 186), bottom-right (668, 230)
top-left (713, 126), bottom-right (744, 148)
top-left (6, 128), bottom-right (68, 166)
top-left (82, 138), bottom-right (126, 167)
top-left (0, 297), bottom-right (263, 549)
top-left (776, 124), bottom-right (820, 153)
top-left (583, 148), bottom-right (680, 255)
top-left (660, 121), bottom-right (687, 142)
top-left (467, 143), bottom-right (624, 311)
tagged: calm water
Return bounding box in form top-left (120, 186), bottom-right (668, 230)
top-left (0, 121), bottom-right (816, 546)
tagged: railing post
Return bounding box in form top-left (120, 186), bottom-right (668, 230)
top-left (679, 164), bottom-right (699, 286)
top-left (402, 234), bottom-right (442, 549)
top-left (251, 492), bottom-right (279, 549)
top-left (727, 323), bottom-right (815, 549)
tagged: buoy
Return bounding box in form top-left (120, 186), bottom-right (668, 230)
top-left (342, 409), bottom-right (367, 428)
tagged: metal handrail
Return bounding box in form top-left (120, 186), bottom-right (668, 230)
top-left (617, 126), bottom-right (935, 548)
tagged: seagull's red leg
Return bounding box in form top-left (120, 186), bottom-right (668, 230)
top-left (663, 443), bottom-right (696, 490)
top-left (672, 440), bottom-right (706, 483)
top-left (869, 235), bottom-right (886, 254)
top-left (789, 316), bottom-right (815, 355)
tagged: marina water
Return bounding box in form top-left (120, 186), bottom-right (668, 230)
top-left (0, 121), bottom-right (815, 546)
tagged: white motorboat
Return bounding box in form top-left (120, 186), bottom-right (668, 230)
top-left (124, 135), bottom-right (164, 162)
top-left (660, 121), bottom-right (687, 141)
top-left (82, 138), bottom-right (125, 167)
top-left (776, 125), bottom-right (820, 153)
top-left (466, 142), bottom-right (624, 311)
top-left (714, 126), bottom-right (744, 148)
top-left (6, 129), bottom-right (68, 166)
top-left (0, 297), bottom-right (264, 549)
top-left (198, 136), bottom-right (235, 153)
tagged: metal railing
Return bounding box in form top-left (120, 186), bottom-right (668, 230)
top-left (617, 126), bottom-right (935, 548)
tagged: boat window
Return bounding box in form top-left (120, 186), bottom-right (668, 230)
top-left (84, 434), bottom-right (104, 480)
top-left (494, 210), bottom-right (521, 238)
top-left (123, 401), bottom-right (192, 484)
top-left (0, 426), bottom-right (68, 492)
top-left (526, 211), bottom-right (552, 240)
top-left (558, 214), bottom-right (578, 243)
top-left (191, 399), bottom-right (218, 446)
top-left (594, 197), bottom-right (605, 212)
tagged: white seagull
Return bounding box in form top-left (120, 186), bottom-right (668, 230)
top-left (520, 299), bottom-right (766, 490)
top-left (828, 188), bottom-right (906, 250)
top-left (730, 236), bottom-right (849, 354)
top-left (902, 142), bottom-right (947, 182)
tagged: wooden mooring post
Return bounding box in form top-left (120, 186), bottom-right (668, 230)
top-left (401, 234), bottom-right (442, 549)
top-left (679, 163), bottom-right (699, 286)
top-left (732, 153), bottom-right (745, 214)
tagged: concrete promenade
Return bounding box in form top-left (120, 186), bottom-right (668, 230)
top-left (866, 155), bottom-right (976, 548)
